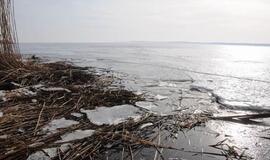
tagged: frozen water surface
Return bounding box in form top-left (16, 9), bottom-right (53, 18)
top-left (21, 42), bottom-right (270, 159)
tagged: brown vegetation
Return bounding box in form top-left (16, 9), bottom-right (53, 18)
top-left (0, 61), bottom-right (145, 159)
top-left (0, 0), bottom-right (23, 70)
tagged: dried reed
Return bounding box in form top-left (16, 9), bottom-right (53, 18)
top-left (0, 0), bottom-right (23, 70)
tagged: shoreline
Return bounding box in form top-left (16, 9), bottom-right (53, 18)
top-left (0, 57), bottom-right (269, 159)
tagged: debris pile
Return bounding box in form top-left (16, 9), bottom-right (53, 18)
top-left (0, 61), bottom-right (144, 159)
top-left (0, 60), bottom-right (251, 160)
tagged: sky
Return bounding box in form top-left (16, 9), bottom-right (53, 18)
top-left (15, 0), bottom-right (270, 43)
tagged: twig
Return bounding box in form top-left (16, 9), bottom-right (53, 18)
top-left (33, 102), bottom-right (45, 135)
top-left (57, 147), bottom-right (62, 160)
top-left (154, 124), bottom-right (162, 160)
top-left (121, 146), bottom-right (125, 160)
top-left (128, 145), bottom-right (134, 160)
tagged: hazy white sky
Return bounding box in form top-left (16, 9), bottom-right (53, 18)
top-left (15, 0), bottom-right (270, 43)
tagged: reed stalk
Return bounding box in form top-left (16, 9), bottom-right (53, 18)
top-left (0, 0), bottom-right (23, 70)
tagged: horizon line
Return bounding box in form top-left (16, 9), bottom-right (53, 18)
top-left (19, 41), bottom-right (270, 46)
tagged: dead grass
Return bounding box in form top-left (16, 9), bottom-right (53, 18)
top-left (0, 61), bottom-right (144, 159)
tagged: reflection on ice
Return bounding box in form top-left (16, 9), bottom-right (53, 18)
top-left (206, 119), bottom-right (270, 159)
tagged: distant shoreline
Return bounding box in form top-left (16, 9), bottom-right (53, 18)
top-left (19, 41), bottom-right (270, 47)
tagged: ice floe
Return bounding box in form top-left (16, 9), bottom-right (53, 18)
top-left (43, 118), bottom-right (79, 132)
top-left (70, 112), bottom-right (83, 118)
top-left (27, 151), bottom-right (50, 160)
top-left (81, 104), bottom-right (142, 125)
top-left (56, 129), bottom-right (95, 143)
top-left (43, 148), bottom-right (57, 158)
top-left (43, 144), bottom-right (71, 158)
